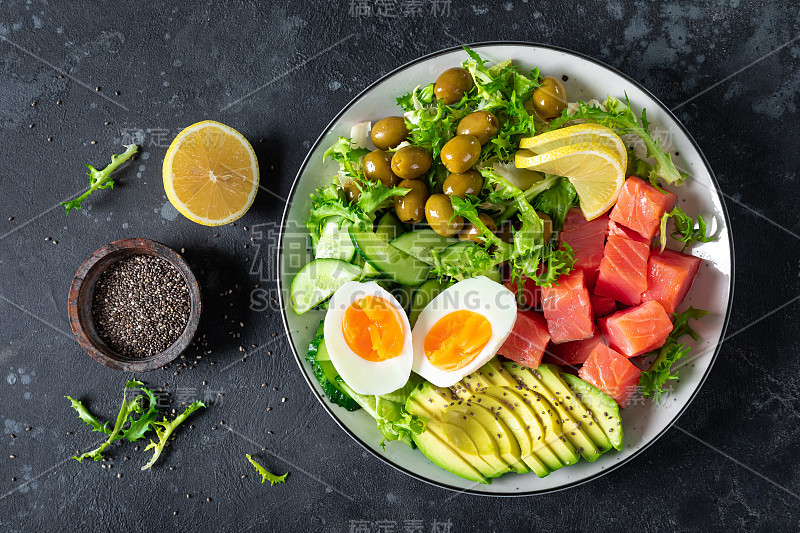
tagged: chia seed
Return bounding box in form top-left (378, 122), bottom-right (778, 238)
top-left (92, 255), bottom-right (190, 357)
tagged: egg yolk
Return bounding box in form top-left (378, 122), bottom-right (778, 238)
top-left (423, 310), bottom-right (492, 371)
top-left (342, 296), bottom-right (405, 362)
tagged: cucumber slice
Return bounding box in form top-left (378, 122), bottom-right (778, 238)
top-left (315, 218), bottom-right (356, 261)
top-left (350, 228), bottom-right (431, 286)
top-left (438, 242), bottom-right (502, 283)
top-left (389, 229), bottom-right (458, 266)
top-left (376, 211), bottom-right (407, 242)
top-left (290, 258), bottom-right (363, 315)
top-left (305, 321), bottom-right (359, 411)
top-left (410, 279), bottom-right (453, 326)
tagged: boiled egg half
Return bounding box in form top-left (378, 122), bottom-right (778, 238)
top-left (324, 281), bottom-right (413, 395)
top-left (412, 276), bottom-right (517, 387)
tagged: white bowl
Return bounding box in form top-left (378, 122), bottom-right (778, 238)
top-left (277, 42), bottom-right (734, 495)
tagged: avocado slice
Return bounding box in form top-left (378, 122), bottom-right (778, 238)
top-left (467, 391), bottom-right (550, 478)
top-left (537, 365), bottom-right (613, 456)
top-left (503, 363), bottom-right (602, 462)
top-left (480, 386), bottom-right (564, 474)
top-left (408, 384), bottom-right (508, 479)
top-left (448, 404), bottom-right (530, 475)
top-left (440, 410), bottom-right (511, 478)
top-left (524, 389), bottom-right (580, 466)
top-left (563, 373), bottom-right (625, 451)
top-left (411, 422), bottom-right (488, 484)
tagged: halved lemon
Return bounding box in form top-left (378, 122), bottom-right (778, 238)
top-left (519, 124), bottom-right (628, 173)
top-left (515, 143), bottom-right (625, 220)
top-left (163, 120), bottom-right (259, 226)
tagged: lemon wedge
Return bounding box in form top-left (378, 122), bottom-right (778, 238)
top-left (163, 120), bottom-right (259, 226)
top-left (515, 142), bottom-right (625, 220)
top-left (519, 124), bottom-right (627, 173)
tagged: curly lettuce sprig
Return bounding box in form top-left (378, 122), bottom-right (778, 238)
top-left (659, 206), bottom-right (715, 252)
top-left (62, 144), bottom-right (138, 215)
top-left (246, 454), bottom-right (289, 486)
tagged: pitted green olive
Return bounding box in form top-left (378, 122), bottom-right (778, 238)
top-left (456, 111), bottom-right (499, 145)
top-left (391, 146), bottom-right (433, 180)
top-left (371, 116), bottom-right (409, 150)
top-left (394, 179), bottom-right (429, 223)
top-left (443, 170), bottom-right (484, 199)
top-left (343, 181), bottom-right (361, 204)
top-left (363, 149), bottom-right (399, 188)
top-left (531, 76), bottom-right (567, 120)
top-left (459, 213), bottom-right (497, 243)
top-left (434, 67), bottom-right (474, 105)
top-left (440, 135), bottom-right (481, 174)
top-left (425, 194), bottom-right (463, 237)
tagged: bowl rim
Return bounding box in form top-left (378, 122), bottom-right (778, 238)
top-left (67, 237), bottom-right (202, 372)
top-left (276, 41), bottom-right (735, 496)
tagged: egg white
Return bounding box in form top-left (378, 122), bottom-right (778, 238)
top-left (323, 281), bottom-right (413, 395)
top-left (411, 276), bottom-right (518, 387)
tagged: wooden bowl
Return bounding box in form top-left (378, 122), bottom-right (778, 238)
top-left (67, 238), bottom-right (202, 372)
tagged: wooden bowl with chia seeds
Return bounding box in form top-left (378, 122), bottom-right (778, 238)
top-left (68, 238), bottom-right (201, 372)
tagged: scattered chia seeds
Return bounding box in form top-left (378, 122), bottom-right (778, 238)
top-left (92, 255), bottom-right (190, 357)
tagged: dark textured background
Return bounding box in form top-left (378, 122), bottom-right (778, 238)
top-left (1, 1), bottom-right (799, 531)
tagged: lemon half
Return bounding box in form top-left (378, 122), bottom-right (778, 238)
top-left (163, 120), bottom-right (259, 226)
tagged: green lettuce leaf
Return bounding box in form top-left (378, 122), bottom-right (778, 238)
top-left (659, 206), bottom-right (715, 252)
top-left (62, 144), bottom-right (138, 215)
top-left (639, 307), bottom-right (709, 402)
top-left (531, 177), bottom-right (578, 231)
top-left (141, 401), bottom-right (205, 471)
top-left (246, 454), bottom-right (288, 486)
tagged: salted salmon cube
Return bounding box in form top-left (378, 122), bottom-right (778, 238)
top-left (599, 300), bottom-right (673, 357)
top-left (504, 275), bottom-right (540, 309)
top-left (591, 294), bottom-right (617, 318)
top-left (498, 310), bottom-right (550, 369)
top-left (642, 248), bottom-right (702, 313)
top-left (579, 344), bottom-right (642, 408)
top-left (559, 208), bottom-right (608, 289)
top-left (541, 269), bottom-right (594, 344)
top-left (595, 235), bottom-right (650, 306)
top-left (546, 327), bottom-right (605, 366)
top-left (609, 176), bottom-right (677, 240)
top-left (607, 220), bottom-right (649, 244)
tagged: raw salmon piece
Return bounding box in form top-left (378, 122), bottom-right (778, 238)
top-left (599, 300), bottom-right (673, 357)
top-left (498, 310), bottom-right (550, 369)
top-left (559, 208), bottom-right (609, 290)
top-left (541, 269), bottom-right (594, 344)
top-left (607, 220), bottom-right (649, 245)
top-left (642, 248), bottom-right (702, 313)
top-left (546, 327), bottom-right (605, 366)
top-left (504, 275), bottom-right (540, 309)
top-left (595, 235), bottom-right (651, 306)
top-left (591, 294), bottom-right (617, 318)
top-left (579, 343), bottom-right (642, 408)
top-left (609, 176), bottom-right (677, 240)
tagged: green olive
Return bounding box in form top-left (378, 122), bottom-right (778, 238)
top-left (394, 179), bottom-right (429, 223)
top-left (440, 135), bottom-right (481, 174)
top-left (343, 181), bottom-right (361, 204)
top-left (531, 76), bottom-right (567, 120)
top-left (363, 149), bottom-right (399, 188)
top-left (425, 194), bottom-right (463, 237)
top-left (391, 146), bottom-right (433, 180)
top-left (459, 213), bottom-right (497, 243)
top-left (442, 170), bottom-right (484, 199)
top-left (371, 116), bottom-right (409, 150)
top-left (538, 211), bottom-right (553, 242)
top-left (434, 67), bottom-right (474, 105)
top-left (456, 111), bottom-right (500, 145)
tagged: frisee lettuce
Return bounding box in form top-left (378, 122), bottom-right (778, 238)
top-left (659, 206), bottom-right (715, 252)
top-left (69, 380), bottom-right (160, 462)
top-left (62, 144), bottom-right (138, 215)
top-left (141, 401), bottom-right (205, 471)
top-left (639, 307), bottom-right (709, 402)
top-left (246, 454), bottom-right (289, 486)
top-left (549, 95), bottom-right (687, 186)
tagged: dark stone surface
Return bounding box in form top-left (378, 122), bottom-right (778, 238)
top-left (1, 1), bottom-right (799, 531)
